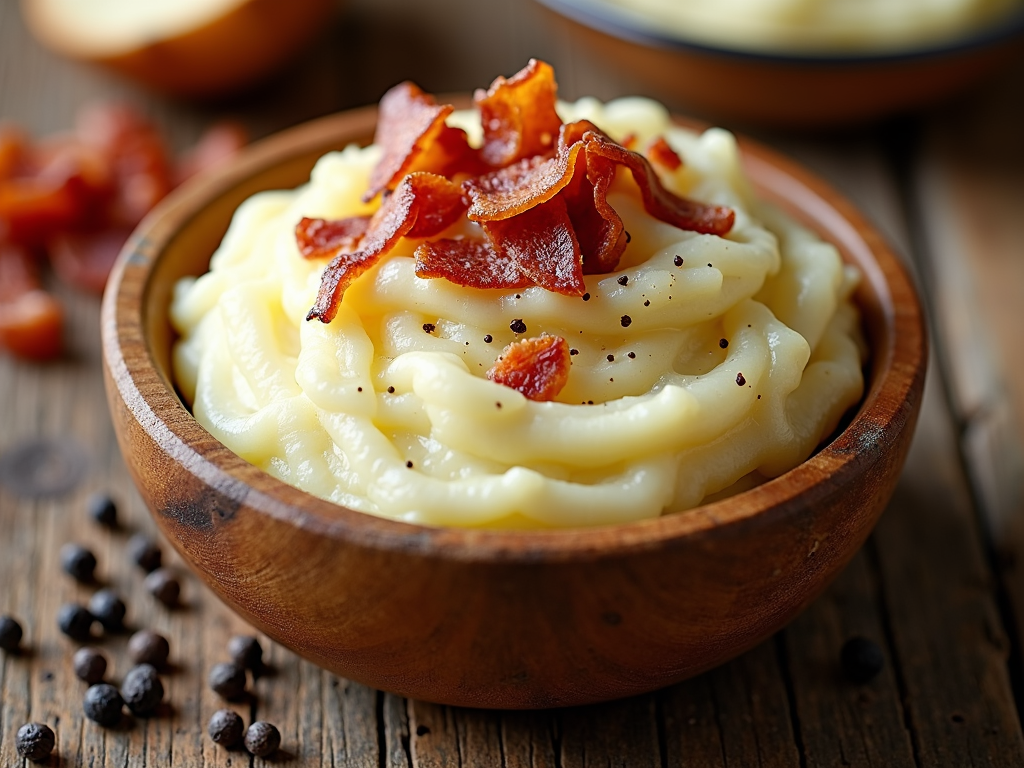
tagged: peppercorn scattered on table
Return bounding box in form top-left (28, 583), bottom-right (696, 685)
top-left (3, 0), bottom-right (1024, 764)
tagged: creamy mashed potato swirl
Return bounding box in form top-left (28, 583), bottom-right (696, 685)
top-left (590, 0), bottom-right (1021, 53)
top-left (170, 98), bottom-right (865, 528)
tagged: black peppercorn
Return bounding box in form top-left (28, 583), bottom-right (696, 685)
top-left (719, 338), bottom-right (729, 349)
top-left (483, 334), bottom-right (493, 343)
top-left (121, 663), bottom-right (164, 716)
top-left (87, 492), bottom-right (118, 527)
top-left (227, 635), bottom-right (263, 671)
top-left (127, 629), bottom-right (170, 668)
top-left (617, 275), bottom-right (629, 286)
top-left (60, 543), bottom-right (97, 582)
top-left (620, 315), bottom-right (632, 327)
top-left (88, 589), bottom-right (126, 632)
top-left (144, 568), bottom-right (181, 607)
top-left (0, 614), bottom-right (23, 652)
top-left (582, 292), bottom-right (591, 301)
top-left (509, 318), bottom-right (527, 334)
top-left (84, 683), bottom-right (124, 728)
top-left (127, 534), bottom-right (162, 572)
top-left (209, 661), bottom-right (247, 699)
top-left (841, 636), bottom-right (885, 684)
top-left (16, 722), bottom-right (55, 761)
top-left (244, 721), bottom-right (281, 757)
top-left (73, 647), bottom-right (108, 684)
top-left (736, 372), bottom-right (746, 387)
top-left (57, 603), bottom-right (94, 642)
top-left (209, 709), bottom-right (245, 748)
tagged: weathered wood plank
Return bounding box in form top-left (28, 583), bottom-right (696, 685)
top-left (783, 552), bottom-right (915, 768)
top-left (664, 640), bottom-right (801, 768)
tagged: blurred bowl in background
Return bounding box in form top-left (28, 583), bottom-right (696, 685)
top-left (21, 0), bottom-right (338, 98)
top-left (534, 0), bottom-right (1024, 126)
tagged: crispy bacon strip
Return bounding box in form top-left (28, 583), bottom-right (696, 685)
top-left (584, 131), bottom-right (734, 237)
top-left (307, 173), bottom-right (467, 322)
top-left (648, 136), bottom-right (682, 171)
top-left (482, 195), bottom-right (585, 296)
top-left (463, 121), bottom-right (597, 223)
top-left (295, 216), bottom-right (370, 259)
top-left (414, 237), bottom-right (530, 290)
top-left (475, 59), bottom-right (563, 168)
top-left (487, 335), bottom-right (571, 402)
top-left (363, 83), bottom-right (456, 202)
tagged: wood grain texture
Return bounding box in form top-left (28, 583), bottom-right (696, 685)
top-left (3, 0), bottom-right (1024, 763)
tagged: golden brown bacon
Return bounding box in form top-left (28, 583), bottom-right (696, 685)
top-left (648, 136), bottom-right (683, 171)
top-left (486, 335), bottom-right (571, 402)
top-left (583, 131), bottom-right (734, 237)
top-left (481, 196), bottom-right (585, 296)
top-left (414, 237), bottom-right (530, 290)
top-left (476, 59), bottom-right (563, 168)
top-left (363, 83), bottom-right (470, 203)
top-left (295, 216), bottom-right (370, 259)
top-left (307, 173), bottom-right (466, 322)
top-left (305, 61), bottom-right (737, 323)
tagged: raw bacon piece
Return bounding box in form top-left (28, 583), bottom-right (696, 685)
top-left (648, 136), bottom-right (682, 171)
top-left (486, 335), bottom-right (571, 402)
top-left (295, 216), bottom-right (370, 260)
top-left (307, 173), bottom-right (467, 323)
top-left (476, 59), bottom-right (563, 168)
top-left (414, 238), bottom-right (529, 290)
top-left (481, 195), bottom-right (585, 296)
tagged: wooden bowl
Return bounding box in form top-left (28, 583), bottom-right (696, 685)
top-left (101, 104), bottom-right (927, 709)
top-left (535, 0), bottom-right (1024, 126)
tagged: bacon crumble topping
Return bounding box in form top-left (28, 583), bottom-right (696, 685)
top-left (302, 60), bottom-right (735, 324)
top-left (486, 335), bottom-right (571, 402)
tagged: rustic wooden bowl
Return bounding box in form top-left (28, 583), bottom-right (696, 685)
top-left (535, 0), bottom-right (1024, 126)
top-left (101, 104), bottom-right (927, 709)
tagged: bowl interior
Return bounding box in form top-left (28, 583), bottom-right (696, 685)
top-left (113, 104), bottom-right (924, 558)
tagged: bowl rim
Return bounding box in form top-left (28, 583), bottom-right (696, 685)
top-left (534, 0), bottom-right (1024, 64)
top-left (101, 102), bottom-right (927, 564)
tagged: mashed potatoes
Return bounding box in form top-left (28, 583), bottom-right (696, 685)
top-left (588, 0), bottom-right (1021, 53)
top-left (170, 96), bottom-right (865, 528)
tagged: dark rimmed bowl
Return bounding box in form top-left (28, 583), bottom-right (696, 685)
top-left (535, 0), bottom-right (1024, 126)
top-left (101, 103), bottom-right (926, 708)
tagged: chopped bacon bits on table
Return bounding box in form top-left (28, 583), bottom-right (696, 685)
top-left (486, 335), bottom-right (571, 402)
top-left (302, 59), bottom-right (735, 324)
top-left (0, 105), bottom-right (247, 361)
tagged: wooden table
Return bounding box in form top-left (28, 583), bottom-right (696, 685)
top-left (3, 1), bottom-right (1024, 764)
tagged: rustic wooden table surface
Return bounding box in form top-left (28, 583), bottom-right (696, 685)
top-left (3, 0), bottom-right (1024, 765)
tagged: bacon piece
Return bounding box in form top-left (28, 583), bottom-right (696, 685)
top-left (49, 227), bottom-right (131, 294)
top-left (307, 173), bottom-right (467, 323)
top-left (295, 216), bottom-right (370, 259)
top-left (363, 83), bottom-right (482, 203)
top-left (176, 121), bottom-right (248, 185)
top-left (648, 136), bottom-right (682, 171)
top-left (0, 242), bottom-right (63, 361)
top-left (487, 335), bottom-right (571, 402)
top-left (415, 237), bottom-right (530, 290)
top-left (463, 122), bottom-right (593, 223)
top-left (476, 59), bottom-right (563, 168)
top-left (584, 131), bottom-right (734, 237)
top-left (482, 195), bottom-right (585, 296)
